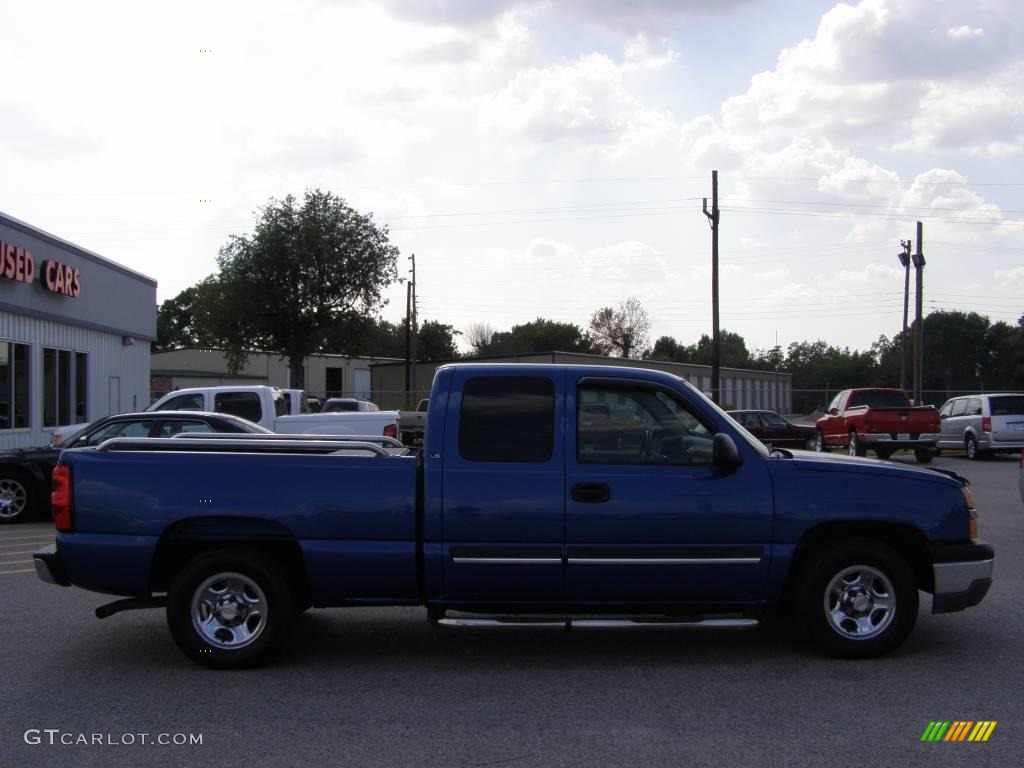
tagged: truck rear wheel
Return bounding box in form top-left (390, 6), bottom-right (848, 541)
top-left (914, 448), bottom-right (933, 464)
top-left (798, 539), bottom-right (917, 658)
top-left (167, 549), bottom-right (294, 669)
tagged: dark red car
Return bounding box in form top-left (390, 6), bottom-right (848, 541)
top-left (728, 409), bottom-right (816, 450)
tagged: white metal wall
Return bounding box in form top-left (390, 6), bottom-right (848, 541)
top-left (0, 311), bottom-right (150, 449)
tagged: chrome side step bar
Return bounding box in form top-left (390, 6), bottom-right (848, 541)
top-left (435, 616), bottom-right (759, 631)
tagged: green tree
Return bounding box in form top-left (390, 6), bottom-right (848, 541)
top-left (477, 318), bottom-right (592, 356)
top-left (920, 310), bottom-right (991, 403)
top-left (197, 190), bottom-right (400, 387)
top-left (155, 286), bottom-right (211, 350)
top-left (417, 320), bottom-right (461, 361)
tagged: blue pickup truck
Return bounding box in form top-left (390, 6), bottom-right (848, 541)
top-left (34, 364), bottom-right (993, 668)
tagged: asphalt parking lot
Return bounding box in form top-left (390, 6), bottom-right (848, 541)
top-left (1, 453), bottom-right (1020, 768)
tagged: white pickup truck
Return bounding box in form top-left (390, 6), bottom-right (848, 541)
top-left (147, 386), bottom-right (399, 438)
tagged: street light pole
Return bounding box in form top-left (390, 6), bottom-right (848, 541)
top-left (897, 240), bottom-right (911, 392)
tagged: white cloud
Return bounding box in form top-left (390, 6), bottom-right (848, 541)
top-left (994, 266), bottom-right (1024, 292)
top-left (836, 263), bottom-right (902, 283)
top-left (480, 52), bottom-right (677, 151)
top-left (705, 0), bottom-right (1024, 157)
top-left (947, 26), bottom-right (983, 40)
top-left (379, 0), bottom-right (760, 33)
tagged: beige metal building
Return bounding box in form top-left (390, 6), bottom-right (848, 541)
top-left (371, 351), bottom-right (793, 413)
top-left (151, 348), bottom-right (402, 403)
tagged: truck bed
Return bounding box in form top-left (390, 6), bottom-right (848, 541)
top-left (57, 444), bottom-right (420, 604)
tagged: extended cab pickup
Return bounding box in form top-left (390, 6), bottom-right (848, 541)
top-left (149, 385), bottom-right (399, 439)
top-left (35, 364), bottom-right (993, 668)
top-left (815, 388), bottom-right (940, 462)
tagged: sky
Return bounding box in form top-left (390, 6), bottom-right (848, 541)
top-left (1, 0), bottom-right (1022, 356)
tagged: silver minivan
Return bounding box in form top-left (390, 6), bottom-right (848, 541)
top-left (933, 393), bottom-right (1024, 459)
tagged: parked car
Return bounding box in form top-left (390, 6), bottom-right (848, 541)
top-left (0, 411), bottom-right (270, 524)
top-left (320, 398), bottom-right (379, 413)
top-left (930, 394), bottom-right (1024, 460)
top-left (148, 386), bottom-right (398, 438)
top-left (815, 388), bottom-right (939, 462)
top-left (727, 410), bottom-right (816, 450)
top-left (36, 363), bottom-right (992, 668)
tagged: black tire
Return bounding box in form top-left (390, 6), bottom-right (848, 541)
top-left (813, 431), bottom-right (827, 452)
top-left (798, 538), bottom-right (918, 658)
top-left (0, 470), bottom-right (38, 524)
top-left (914, 448), bottom-right (933, 464)
top-left (965, 435), bottom-right (980, 461)
top-left (848, 431), bottom-right (866, 457)
top-left (167, 549), bottom-right (295, 669)
top-left (874, 447), bottom-right (892, 461)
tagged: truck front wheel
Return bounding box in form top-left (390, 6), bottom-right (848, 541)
top-left (798, 539), bottom-right (918, 658)
top-left (848, 431), bottom-right (866, 457)
top-left (167, 549), bottom-right (294, 669)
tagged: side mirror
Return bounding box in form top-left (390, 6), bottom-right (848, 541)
top-left (829, 408), bottom-right (840, 416)
top-left (713, 433), bottom-right (743, 471)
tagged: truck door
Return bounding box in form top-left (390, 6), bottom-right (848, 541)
top-left (565, 375), bottom-right (773, 603)
top-left (441, 370), bottom-right (565, 601)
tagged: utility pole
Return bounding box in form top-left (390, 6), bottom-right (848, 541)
top-left (404, 281), bottom-right (412, 405)
top-left (897, 239), bottom-right (912, 392)
top-left (911, 222), bottom-right (926, 405)
top-left (409, 253), bottom-right (418, 406)
top-left (702, 170), bottom-right (720, 404)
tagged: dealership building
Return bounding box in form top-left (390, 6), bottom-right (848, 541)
top-left (0, 211), bottom-right (156, 449)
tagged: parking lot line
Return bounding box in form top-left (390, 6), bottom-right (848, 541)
top-left (0, 559), bottom-right (33, 566)
top-left (0, 537), bottom-right (53, 547)
top-left (0, 568), bottom-right (34, 575)
top-left (0, 549), bottom-right (39, 556)
top-left (0, 534), bottom-right (56, 543)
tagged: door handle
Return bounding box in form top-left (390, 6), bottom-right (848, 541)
top-left (571, 482), bottom-right (611, 503)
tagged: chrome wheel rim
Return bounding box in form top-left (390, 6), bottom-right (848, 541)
top-left (0, 479), bottom-right (28, 520)
top-left (815, 433), bottom-right (823, 452)
top-left (848, 434), bottom-right (858, 456)
top-left (824, 565), bottom-right (895, 640)
top-left (966, 438), bottom-right (976, 459)
top-left (191, 572), bottom-right (268, 650)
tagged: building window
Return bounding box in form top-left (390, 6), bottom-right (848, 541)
top-left (0, 341), bottom-right (30, 430)
top-left (43, 347), bottom-right (87, 427)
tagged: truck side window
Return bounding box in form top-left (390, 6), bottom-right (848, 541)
top-left (160, 393), bottom-right (204, 411)
top-left (459, 377), bottom-right (554, 463)
top-left (214, 392), bottom-right (263, 423)
top-left (577, 384), bottom-right (713, 466)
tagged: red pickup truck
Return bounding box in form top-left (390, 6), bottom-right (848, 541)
top-left (815, 388), bottom-right (940, 462)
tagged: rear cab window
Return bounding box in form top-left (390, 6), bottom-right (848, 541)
top-left (458, 376), bottom-right (554, 462)
top-left (214, 392), bottom-right (263, 423)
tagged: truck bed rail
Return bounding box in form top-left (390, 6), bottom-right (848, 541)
top-left (171, 432), bottom-right (405, 448)
top-left (95, 437), bottom-right (401, 456)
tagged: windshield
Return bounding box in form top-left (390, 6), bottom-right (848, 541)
top-left (673, 376), bottom-right (771, 458)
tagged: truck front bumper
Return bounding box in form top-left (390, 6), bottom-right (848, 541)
top-left (930, 540), bottom-right (993, 613)
top-left (33, 543), bottom-right (70, 587)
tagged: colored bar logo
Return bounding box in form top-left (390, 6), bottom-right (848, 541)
top-left (921, 721), bottom-right (997, 742)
